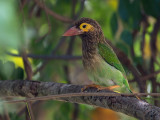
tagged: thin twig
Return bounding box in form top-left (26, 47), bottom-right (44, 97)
top-left (140, 70), bottom-right (160, 81)
top-left (7, 52), bottom-right (81, 60)
top-left (3, 92), bottom-right (160, 104)
top-left (34, 0), bottom-right (73, 23)
top-left (35, 0), bottom-right (52, 43)
top-left (22, 51), bottom-right (33, 80)
top-left (72, 103), bottom-right (79, 120)
top-left (19, 0), bottom-right (27, 11)
top-left (3, 105), bottom-right (10, 120)
top-left (130, 70), bottom-right (160, 82)
top-left (150, 17), bottom-right (160, 105)
top-left (18, 1), bottom-right (35, 119)
top-left (140, 13), bottom-right (149, 76)
top-left (22, 51), bottom-right (35, 120)
top-left (28, 3), bottom-right (36, 18)
top-left (17, 101), bottom-right (41, 117)
top-left (74, 0), bottom-right (85, 20)
top-left (33, 36), bottom-right (67, 75)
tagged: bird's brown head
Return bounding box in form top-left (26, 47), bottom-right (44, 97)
top-left (63, 18), bottom-right (104, 43)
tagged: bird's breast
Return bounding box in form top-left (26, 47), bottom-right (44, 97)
top-left (82, 40), bottom-right (101, 71)
top-left (82, 52), bottom-right (103, 71)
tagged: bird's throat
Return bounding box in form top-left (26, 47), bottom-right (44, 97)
top-left (82, 38), bottom-right (97, 58)
top-left (81, 32), bottom-right (105, 70)
top-left (82, 39), bottom-right (99, 70)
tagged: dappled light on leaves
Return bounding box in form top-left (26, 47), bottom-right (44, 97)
top-left (143, 34), bottom-right (151, 59)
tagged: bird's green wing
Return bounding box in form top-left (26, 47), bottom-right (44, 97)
top-left (98, 42), bottom-right (126, 75)
top-left (98, 42), bottom-right (135, 95)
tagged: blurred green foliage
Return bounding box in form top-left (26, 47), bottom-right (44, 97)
top-left (0, 0), bottom-right (160, 120)
top-left (118, 0), bottom-right (141, 29)
top-left (0, 0), bottom-right (22, 50)
top-left (0, 61), bottom-right (24, 80)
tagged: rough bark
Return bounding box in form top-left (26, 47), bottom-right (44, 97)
top-left (0, 80), bottom-right (160, 120)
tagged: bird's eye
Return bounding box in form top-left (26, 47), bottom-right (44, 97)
top-left (82, 25), bottom-right (86, 28)
top-left (79, 23), bottom-right (94, 32)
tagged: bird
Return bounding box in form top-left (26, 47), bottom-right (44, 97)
top-left (63, 17), bottom-right (134, 94)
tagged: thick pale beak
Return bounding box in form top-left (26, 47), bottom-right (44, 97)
top-left (63, 26), bottom-right (83, 36)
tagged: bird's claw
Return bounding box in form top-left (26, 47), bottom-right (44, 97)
top-left (81, 85), bottom-right (120, 92)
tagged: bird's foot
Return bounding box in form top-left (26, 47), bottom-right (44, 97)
top-left (97, 85), bottom-right (120, 91)
top-left (81, 84), bottom-right (101, 91)
top-left (81, 84), bottom-right (120, 91)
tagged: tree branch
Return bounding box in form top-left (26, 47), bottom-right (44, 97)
top-left (0, 80), bottom-right (160, 120)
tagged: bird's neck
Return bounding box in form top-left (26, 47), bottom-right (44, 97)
top-left (81, 32), bottom-right (105, 58)
top-left (81, 35), bottom-right (105, 69)
top-left (82, 40), bottom-right (97, 59)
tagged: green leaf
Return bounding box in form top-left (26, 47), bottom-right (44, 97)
top-left (110, 13), bottom-right (118, 36)
top-left (3, 61), bottom-right (15, 79)
top-left (133, 56), bottom-right (143, 66)
top-left (0, 0), bottom-right (22, 51)
top-left (116, 41), bottom-right (130, 56)
top-left (118, 0), bottom-right (141, 29)
top-left (141, 0), bottom-right (160, 18)
top-left (0, 61), bottom-right (6, 79)
top-left (9, 112), bottom-right (22, 120)
top-left (120, 30), bottom-right (133, 47)
top-left (0, 60), bottom-right (24, 80)
top-left (0, 61), bottom-right (15, 80)
top-left (53, 102), bottom-right (73, 120)
top-left (12, 67), bottom-right (24, 80)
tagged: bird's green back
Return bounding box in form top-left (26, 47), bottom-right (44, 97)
top-left (98, 42), bottom-right (126, 75)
